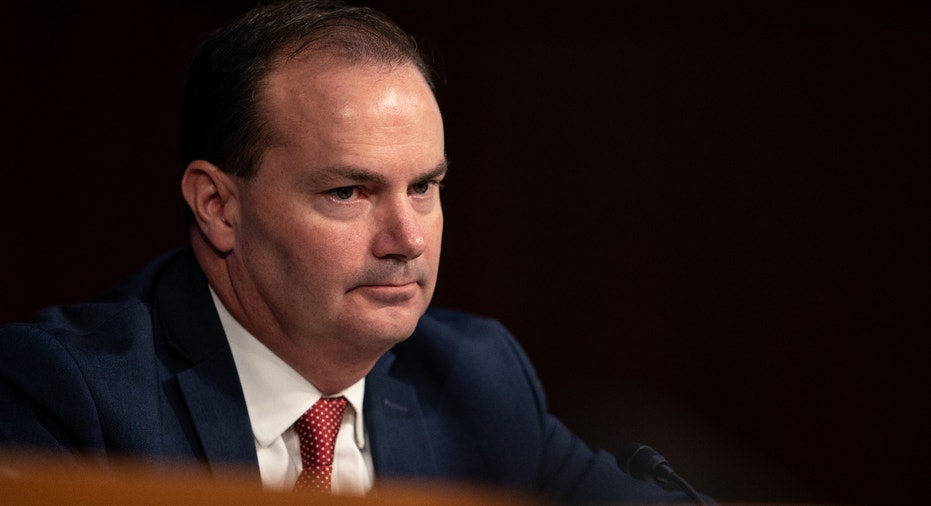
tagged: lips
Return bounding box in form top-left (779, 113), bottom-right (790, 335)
top-left (351, 282), bottom-right (420, 304)
top-left (356, 279), bottom-right (418, 288)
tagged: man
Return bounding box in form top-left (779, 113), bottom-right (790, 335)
top-left (1, 1), bottom-right (707, 504)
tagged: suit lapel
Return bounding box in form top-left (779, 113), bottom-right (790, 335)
top-left (156, 250), bottom-right (259, 474)
top-left (364, 350), bottom-right (440, 480)
top-left (176, 354), bottom-right (258, 469)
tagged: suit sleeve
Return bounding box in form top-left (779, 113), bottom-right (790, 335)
top-left (0, 324), bottom-right (105, 455)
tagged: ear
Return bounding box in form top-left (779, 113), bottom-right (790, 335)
top-left (181, 160), bottom-right (238, 253)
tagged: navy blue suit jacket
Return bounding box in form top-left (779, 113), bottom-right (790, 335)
top-left (0, 249), bottom-right (695, 504)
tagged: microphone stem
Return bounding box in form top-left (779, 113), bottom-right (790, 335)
top-left (666, 471), bottom-right (709, 506)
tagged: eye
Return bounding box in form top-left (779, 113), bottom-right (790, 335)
top-left (412, 180), bottom-right (444, 195)
top-left (411, 182), bottom-right (432, 195)
top-left (330, 186), bottom-right (358, 200)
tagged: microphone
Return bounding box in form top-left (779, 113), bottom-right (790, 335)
top-left (617, 442), bottom-right (709, 505)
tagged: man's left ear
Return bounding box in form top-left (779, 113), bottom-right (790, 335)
top-left (181, 160), bottom-right (239, 253)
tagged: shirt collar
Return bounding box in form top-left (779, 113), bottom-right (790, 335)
top-left (209, 287), bottom-right (367, 450)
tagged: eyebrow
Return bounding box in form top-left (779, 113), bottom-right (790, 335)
top-left (303, 158), bottom-right (449, 188)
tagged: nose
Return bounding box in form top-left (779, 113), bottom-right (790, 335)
top-left (371, 197), bottom-right (427, 261)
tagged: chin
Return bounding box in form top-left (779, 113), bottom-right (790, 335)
top-left (364, 308), bottom-right (423, 340)
top-left (370, 316), bottom-right (420, 342)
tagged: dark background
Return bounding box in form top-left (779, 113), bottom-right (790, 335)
top-left (4, 2), bottom-right (928, 504)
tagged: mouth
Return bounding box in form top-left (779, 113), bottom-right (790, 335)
top-left (351, 282), bottom-right (420, 303)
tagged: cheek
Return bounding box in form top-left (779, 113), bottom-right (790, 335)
top-left (290, 224), bottom-right (370, 280)
top-left (238, 211), bottom-right (336, 286)
top-left (241, 190), bottom-right (356, 259)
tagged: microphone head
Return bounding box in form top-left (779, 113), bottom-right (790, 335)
top-left (617, 442), bottom-right (708, 503)
top-left (617, 442), bottom-right (672, 485)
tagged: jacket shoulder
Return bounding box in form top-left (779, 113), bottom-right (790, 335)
top-left (0, 248), bottom-right (197, 453)
top-left (393, 306), bottom-right (547, 413)
top-left (414, 307), bottom-right (515, 346)
top-left (2, 248), bottom-right (189, 344)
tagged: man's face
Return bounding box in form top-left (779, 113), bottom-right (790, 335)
top-left (227, 56), bottom-right (445, 356)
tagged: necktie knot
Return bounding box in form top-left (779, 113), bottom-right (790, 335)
top-left (294, 396), bottom-right (348, 493)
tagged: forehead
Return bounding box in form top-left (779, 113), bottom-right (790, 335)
top-left (253, 54), bottom-right (445, 181)
top-left (259, 54), bottom-right (441, 140)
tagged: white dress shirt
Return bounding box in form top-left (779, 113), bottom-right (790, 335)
top-left (210, 288), bottom-right (374, 494)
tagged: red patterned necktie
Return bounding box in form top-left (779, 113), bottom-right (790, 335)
top-left (293, 396), bottom-right (348, 493)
